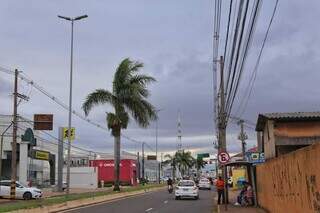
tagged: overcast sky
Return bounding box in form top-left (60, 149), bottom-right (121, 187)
top-left (1, 0), bottom-right (320, 157)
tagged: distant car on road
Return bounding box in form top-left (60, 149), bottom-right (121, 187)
top-left (175, 180), bottom-right (199, 200)
top-left (198, 178), bottom-right (211, 190)
top-left (0, 180), bottom-right (42, 200)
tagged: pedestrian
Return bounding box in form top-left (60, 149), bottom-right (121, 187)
top-left (245, 182), bottom-right (254, 206)
top-left (215, 176), bottom-right (225, 205)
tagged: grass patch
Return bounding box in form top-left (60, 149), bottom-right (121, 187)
top-left (0, 183), bottom-right (165, 213)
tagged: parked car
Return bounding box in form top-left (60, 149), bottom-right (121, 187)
top-left (0, 180), bottom-right (42, 200)
top-left (175, 180), bottom-right (199, 200)
top-left (198, 178), bottom-right (211, 190)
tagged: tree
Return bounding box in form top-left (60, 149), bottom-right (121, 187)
top-left (162, 153), bottom-right (177, 181)
top-left (82, 58), bottom-right (157, 191)
top-left (175, 150), bottom-right (195, 177)
top-left (195, 157), bottom-right (206, 177)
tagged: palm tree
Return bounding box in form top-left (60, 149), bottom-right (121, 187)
top-left (176, 150), bottom-right (195, 177)
top-left (195, 157), bottom-right (206, 177)
top-left (162, 153), bottom-right (177, 181)
top-left (82, 58), bottom-right (157, 191)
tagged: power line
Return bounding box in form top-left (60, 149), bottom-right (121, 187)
top-left (226, 0), bottom-right (261, 119)
top-left (236, 0), bottom-right (279, 117)
top-left (0, 67), bottom-right (155, 151)
top-left (226, 0), bottom-right (250, 114)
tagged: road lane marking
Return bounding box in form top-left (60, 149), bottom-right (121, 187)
top-left (145, 208), bottom-right (153, 212)
top-left (164, 200), bottom-right (168, 204)
top-left (59, 189), bottom-right (165, 213)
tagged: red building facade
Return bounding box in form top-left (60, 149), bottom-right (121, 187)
top-left (90, 159), bottom-right (137, 186)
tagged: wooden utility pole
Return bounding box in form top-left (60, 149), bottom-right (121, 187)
top-left (10, 69), bottom-right (18, 199)
top-left (238, 120), bottom-right (248, 160)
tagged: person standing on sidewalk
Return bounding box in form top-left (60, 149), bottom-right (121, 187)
top-left (215, 176), bottom-right (225, 204)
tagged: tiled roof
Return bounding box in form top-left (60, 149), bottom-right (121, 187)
top-left (256, 112), bottom-right (320, 131)
top-left (232, 147), bottom-right (258, 158)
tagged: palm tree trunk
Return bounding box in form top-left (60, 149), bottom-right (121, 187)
top-left (113, 128), bottom-right (121, 191)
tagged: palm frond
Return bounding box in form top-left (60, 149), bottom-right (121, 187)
top-left (124, 98), bottom-right (158, 128)
top-left (82, 89), bottom-right (114, 116)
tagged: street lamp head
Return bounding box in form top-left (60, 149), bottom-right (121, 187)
top-left (58, 15), bottom-right (72, 21)
top-left (74, 15), bottom-right (88, 20)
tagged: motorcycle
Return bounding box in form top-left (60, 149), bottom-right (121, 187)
top-left (168, 185), bottom-right (173, 193)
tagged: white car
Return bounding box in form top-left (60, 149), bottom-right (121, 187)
top-left (0, 180), bottom-right (42, 200)
top-left (198, 178), bottom-right (211, 190)
top-left (175, 180), bottom-right (199, 200)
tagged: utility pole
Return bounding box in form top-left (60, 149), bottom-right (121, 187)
top-left (217, 56), bottom-right (228, 207)
top-left (238, 120), bottom-right (248, 160)
top-left (177, 110), bottom-right (182, 151)
top-left (155, 117), bottom-right (160, 184)
top-left (218, 56), bottom-right (227, 154)
top-left (10, 69), bottom-right (18, 199)
top-left (160, 153), bottom-right (163, 181)
top-left (57, 127), bottom-right (64, 192)
top-left (137, 152), bottom-right (140, 180)
top-left (142, 142), bottom-right (145, 181)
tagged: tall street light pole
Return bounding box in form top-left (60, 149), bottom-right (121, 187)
top-left (155, 109), bottom-right (163, 184)
top-left (58, 14), bottom-right (88, 195)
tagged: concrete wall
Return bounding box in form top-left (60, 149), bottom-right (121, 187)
top-left (256, 142), bottom-right (320, 213)
top-left (63, 167), bottom-right (98, 189)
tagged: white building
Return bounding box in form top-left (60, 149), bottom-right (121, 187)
top-left (0, 114), bottom-right (59, 186)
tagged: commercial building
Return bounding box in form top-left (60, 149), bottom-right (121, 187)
top-left (0, 114), bottom-right (58, 186)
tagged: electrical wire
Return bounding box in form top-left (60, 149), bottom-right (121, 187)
top-left (236, 0), bottom-right (279, 117)
top-left (226, 0), bottom-right (261, 119)
top-left (0, 67), bottom-right (155, 152)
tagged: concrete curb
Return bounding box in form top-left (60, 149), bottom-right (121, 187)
top-left (9, 186), bottom-right (166, 213)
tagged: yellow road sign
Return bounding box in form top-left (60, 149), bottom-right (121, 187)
top-left (35, 150), bottom-right (50, 160)
top-left (63, 127), bottom-right (75, 141)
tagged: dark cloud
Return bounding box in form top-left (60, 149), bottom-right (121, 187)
top-left (0, 0), bottom-right (319, 156)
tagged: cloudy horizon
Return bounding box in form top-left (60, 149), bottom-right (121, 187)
top-left (1, 0), bottom-right (320, 158)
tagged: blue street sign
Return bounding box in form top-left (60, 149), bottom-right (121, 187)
top-left (246, 152), bottom-right (265, 164)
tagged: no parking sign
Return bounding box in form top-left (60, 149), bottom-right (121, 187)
top-left (218, 151), bottom-right (230, 164)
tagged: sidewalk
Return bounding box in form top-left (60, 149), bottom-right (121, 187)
top-left (216, 190), bottom-right (266, 213)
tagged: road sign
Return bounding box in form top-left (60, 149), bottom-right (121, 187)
top-left (30, 150), bottom-right (50, 160)
top-left (63, 127), bottom-right (75, 141)
top-left (217, 151), bottom-right (230, 164)
top-left (147, 155), bottom-right (157, 160)
top-left (197, 153), bottom-right (210, 159)
top-left (246, 152), bottom-right (265, 164)
top-left (34, 114), bottom-right (53, 130)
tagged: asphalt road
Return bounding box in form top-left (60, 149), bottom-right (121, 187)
top-left (65, 187), bottom-right (216, 213)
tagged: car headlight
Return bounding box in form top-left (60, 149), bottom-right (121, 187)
top-left (34, 190), bottom-right (42, 193)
